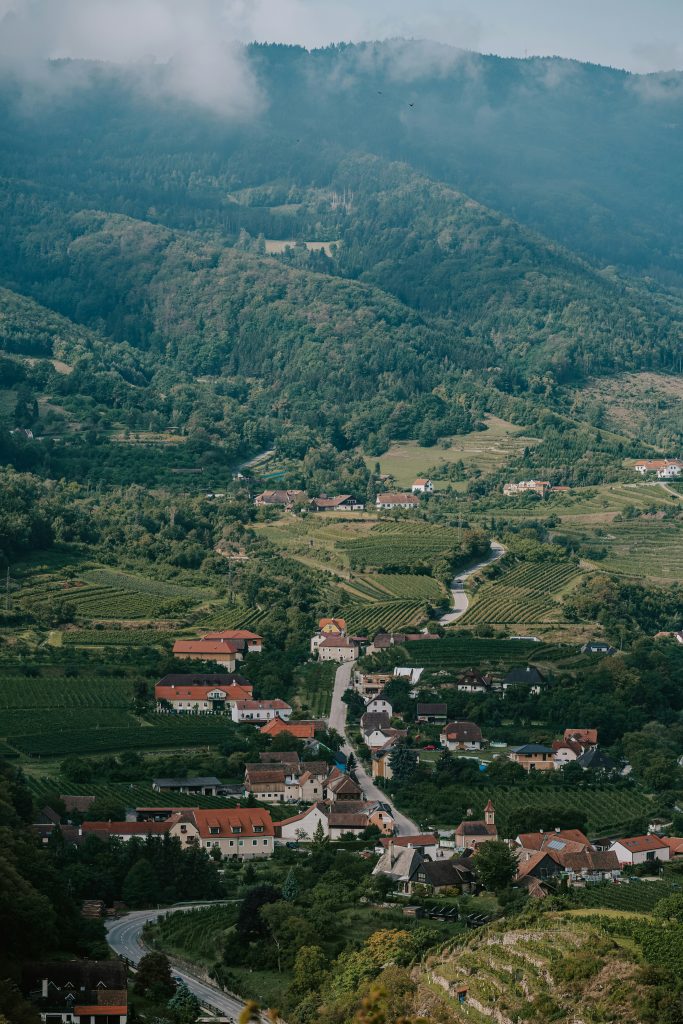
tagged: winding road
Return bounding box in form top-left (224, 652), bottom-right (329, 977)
top-left (438, 540), bottom-right (506, 625)
top-left (106, 904), bottom-right (246, 1020)
top-left (328, 662), bottom-right (419, 835)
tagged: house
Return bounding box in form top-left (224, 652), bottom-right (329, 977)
top-left (440, 721), bottom-right (483, 751)
top-left (354, 671), bottom-right (394, 699)
top-left (411, 478), bottom-right (433, 494)
top-left (244, 757), bottom-right (329, 804)
top-left (409, 856), bottom-right (475, 894)
top-left (376, 492), bottom-right (420, 510)
top-left (576, 747), bottom-right (615, 771)
top-left (155, 680), bottom-right (253, 713)
top-left (327, 800), bottom-right (394, 839)
top-left (661, 837), bottom-right (683, 859)
top-left (516, 841), bottom-right (620, 891)
top-left (319, 617), bottom-right (347, 635)
top-left (366, 693), bottom-right (393, 716)
top-left (152, 776), bottom-right (222, 796)
top-left (172, 638), bottom-right (240, 670)
top-left (509, 744), bottom-right (555, 772)
top-left (581, 641), bottom-right (616, 655)
top-left (201, 629), bottom-right (263, 653)
top-left (311, 494), bottom-right (365, 511)
top-left (552, 738), bottom-right (583, 767)
top-left (634, 459), bottom-right (682, 477)
top-left (372, 845), bottom-right (424, 893)
top-left (231, 699), bottom-right (292, 724)
top-left (454, 669), bottom-right (492, 693)
top-left (275, 802), bottom-right (330, 842)
top-left (609, 835), bottom-right (671, 866)
top-left (379, 833), bottom-right (445, 855)
top-left (22, 961), bottom-right (128, 1024)
top-left (454, 801), bottom-right (497, 850)
top-left (372, 736), bottom-right (401, 780)
top-left (564, 728), bottom-right (598, 746)
top-left (361, 710), bottom-right (392, 737)
top-left (516, 828), bottom-right (592, 858)
top-left (168, 807), bottom-right (275, 859)
top-left (501, 666), bottom-right (546, 694)
top-left (327, 771), bottom-right (364, 802)
top-left (503, 480), bottom-right (550, 496)
top-left (81, 819), bottom-right (177, 842)
top-left (10, 426), bottom-right (34, 440)
top-left (416, 702), bottom-right (448, 724)
top-left (260, 717), bottom-right (323, 740)
top-left (254, 489), bottom-right (307, 508)
top-left (314, 635), bottom-right (359, 662)
top-left (365, 725), bottom-right (408, 750)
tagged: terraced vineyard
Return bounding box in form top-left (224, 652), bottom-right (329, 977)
top-left (61, 628), bottom-right (175, 647)
top-left (17, 566), bottom-right (211, 620)
top-left (338, 524), bottom-right (460, 570)
top-left (461, 560), bottom-right (583, 625)
top-left (584, 518), bottom-right (683, 582)
top-left (343, 599), bottom-right (428, 635)
top-left (198, 606), bottom-right (270, 631)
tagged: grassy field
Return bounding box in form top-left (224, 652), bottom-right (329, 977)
top-left (460, 558), bottom-right (584, 627)
top-left (363, 415), bottom-right (540, 487)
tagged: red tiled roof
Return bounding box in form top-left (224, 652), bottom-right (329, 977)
top-left (614, 835), bottom-right (668, 853)
top-left (82, 821), bottom-right (172, 836)
top-left (75, 1007), bottom-right (128, 1016)
top-left (234, 699), bottom-right (291, 711)
top-left (189, 807), bottom-right (274, 839)
top-left (564, 728), bottom-right (598, 745)
top-left (376, 492), bottom-right (419, 504)
top-left (517, 829), bottom-right (590, 851)
top-left (173, 640), bottom-right (239, 655)
top-left (318, 636), bottom-right (358, 649)
top-left (455, 820), bottom-right (497, 837)
top-left (319, 617), bottom-right (347, 631)
top-left (379, 833), bottom-right (438, 848)
top-left (155, 683), bottom-right (252, 701)
top-left (661, 837), bottom-right (683, 854)
top-left (442, 720), bottom-right (482, 742)
top-left (261, 719), bottom-right (316, 738)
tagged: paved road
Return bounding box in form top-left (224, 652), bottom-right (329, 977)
top-left (106, 904), bottom-right (247, 1021)
top-left (438, 540), bottom-right (506, 625)
top-left (329, 662), bottom-right (419, 835)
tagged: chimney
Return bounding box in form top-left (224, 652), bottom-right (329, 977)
top-left (42, 979), bottom-right (48, 999)
top-left (555, 827), bottom-right (561, 833)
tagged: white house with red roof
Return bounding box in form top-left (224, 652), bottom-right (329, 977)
top-left (231, 699), bottom-right (292, 724)
top-left (155, 680), bottom-right (253, 713)
top-left (608, 834), bottom-right (671, 866)
top-left (411, 478), bottom-right (433, 494)
top-left (440, 721), bottom-right (483, 751)
top-left (376, 492), bottom-right (420, 509)
top-left (172, 638), bottom-right (241, 669)
top-left (202, 629), bottom-right (264, 653)
top-left (312, 635), bottom-right (360, 662)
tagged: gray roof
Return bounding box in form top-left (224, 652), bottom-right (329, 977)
top-left (153, 776), bottom-right (222, 787)
top-left (410, 858), bottom-right (475, 887)
top-left (372, 846), bottom-right (423, 882)
top-left (576, 747), bottom-right (615, 770)
top-left (417, 703), bottom-right (448, 715)
top-left (502, 666), bottom-right (545, 686)
top-left (510, 744), bottom-right (554, 755)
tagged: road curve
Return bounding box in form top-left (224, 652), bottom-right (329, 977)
top-left (106, 904), bottom-right (247, 1020)
top-left (438, 540), bottom-right (506, 625)
top-left (329, 662), bottom-right (419, 836)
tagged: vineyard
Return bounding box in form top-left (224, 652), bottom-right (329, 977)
top-left (61, 628), bottom-right (176, 647)
top-left (460, 560), bottom-right (583, 626)
top-left (564, 517), bottom-right (683, 582)
top-left (197, 606), bottom-right (271, 631)
top-left (392, 636), bottom-right (576, 671)
top-left (16, 566), bottom-right (211, 620)
top-left (0, 671), bottom-right (132, 708)
top-left (9, 715), bottom-right (236, 756)
top-left (399, 783), bottom-right (653, 834)
top-left (146, 904), bottom-right (239, 964)
top-left (572, 879), bottom-right (680, 913)
top-left (293, 662), bottom-right (336, 717)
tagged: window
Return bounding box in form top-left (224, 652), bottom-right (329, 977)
top-left (254, 825), bottom-right (264, 833)
top-left (229, 840), bottom-right (234, 847)
top-left (239, 839), bottom-right (244, 846)
top-left (232, 826), bottom-right (242, 834)
top-left (263, 839), bottom-right (268, 846)
top-left (209, 826), bottom-right (220, 835)
top-left (252, 839), bottom-right (257, 846)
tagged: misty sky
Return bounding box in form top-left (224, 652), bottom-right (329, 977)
top-left (0, 0), bottom-right (681, 74)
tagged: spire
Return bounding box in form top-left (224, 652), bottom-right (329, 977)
top-left (484, 800), bottom-right (495, 826)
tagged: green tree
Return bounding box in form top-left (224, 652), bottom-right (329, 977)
top-left (167, 981), bottom-right (201, 1024)
top-left (123, 859), bottom-right (159, 908)
top-left (388, 744), bottom-right (418, 785)
top-left (474, 840), bottom-right (518, 893)
top-left (282, 868), bottom-right (299, 902)
top-left (653, 894), bottom-right (683, 923)
top-left (311, 819), bottom-right (329, 849)
top-left (134, 952), bottom-right (175, 1000)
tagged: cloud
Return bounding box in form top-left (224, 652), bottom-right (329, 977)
top-left (0, 0), bottom-right (264, 117)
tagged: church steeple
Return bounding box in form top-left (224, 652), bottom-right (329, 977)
top-left (484, 800), bottom-right (495, 826)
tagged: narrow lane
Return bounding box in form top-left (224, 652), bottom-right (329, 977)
top-left (329, 661), bottom-right (419, 835)
top-left (438, 540), bottom-right (506, 625)
top-left (106, 904), bottom-right (248, 1020)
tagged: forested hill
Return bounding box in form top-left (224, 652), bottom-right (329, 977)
top-left (1, 44), bottom-right (682, 287)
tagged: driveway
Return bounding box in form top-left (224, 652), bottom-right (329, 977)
top-left (328, 661), bottom-right (419, 835)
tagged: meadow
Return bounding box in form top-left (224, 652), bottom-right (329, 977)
top-left (363, 416), bottom-right (540, 487)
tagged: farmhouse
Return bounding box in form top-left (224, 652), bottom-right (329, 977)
top-left (581, 641), bottom-right (617, 655)
top-left (327, 771), bottom-right (364, 802)
top-left (313, 635), bottom-right (359, 662)
top-left (608, 835), bottom-right (671, 866)
top-left (81, 819), bottom-right (177, 842)
top-left (416, 702), bottom-right (448, 724)
top-left (201, 629), bottom-right (263, 653)
top-left (231, 699), bottom-right (292, 724)
top-left (366, 693), bottom-right (393, 716)
top-left (260, 717), bottom-right (323, 740)
top-left (411, 478), bottom-right (433, 494)
top-left (22, 961), bottom-right (128, 1024)
top-left (172, 638), bottom-right (241, 670)
top-left (319, 617), bottom-right (347, 635)
top-left (454, 669), bottom-right (492, 693)
top-left (454, 801), bottom-right (498, 850)
top-left (275, 802), bottom-right (330, 842)
top-left (155, 680), bottom-right (253, 712)
top-left (509, 744), bottom-right (555, 772)
top-left (501, 666), bottom-right (546, 694)
top-left (634, 459), bottom-right (682, 477)
top-left (254, 489), bottom-right (307, 508)
top-left (409, 856), bottom-right (476, 894)
top-left (552, 738), bottom-right (583, 767)
top-left (503, 480), bottom-right (550, 496)
top-left (152, 776), bottom-right (222, 796)
top-left (440, 721), bottom-right (483, 751)
top-left (375, 492), bottom-right (420, 510)
top-left (168, 807), bottom-right (275, 859)
top-left (310, 494), bottom-right (365, 511)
